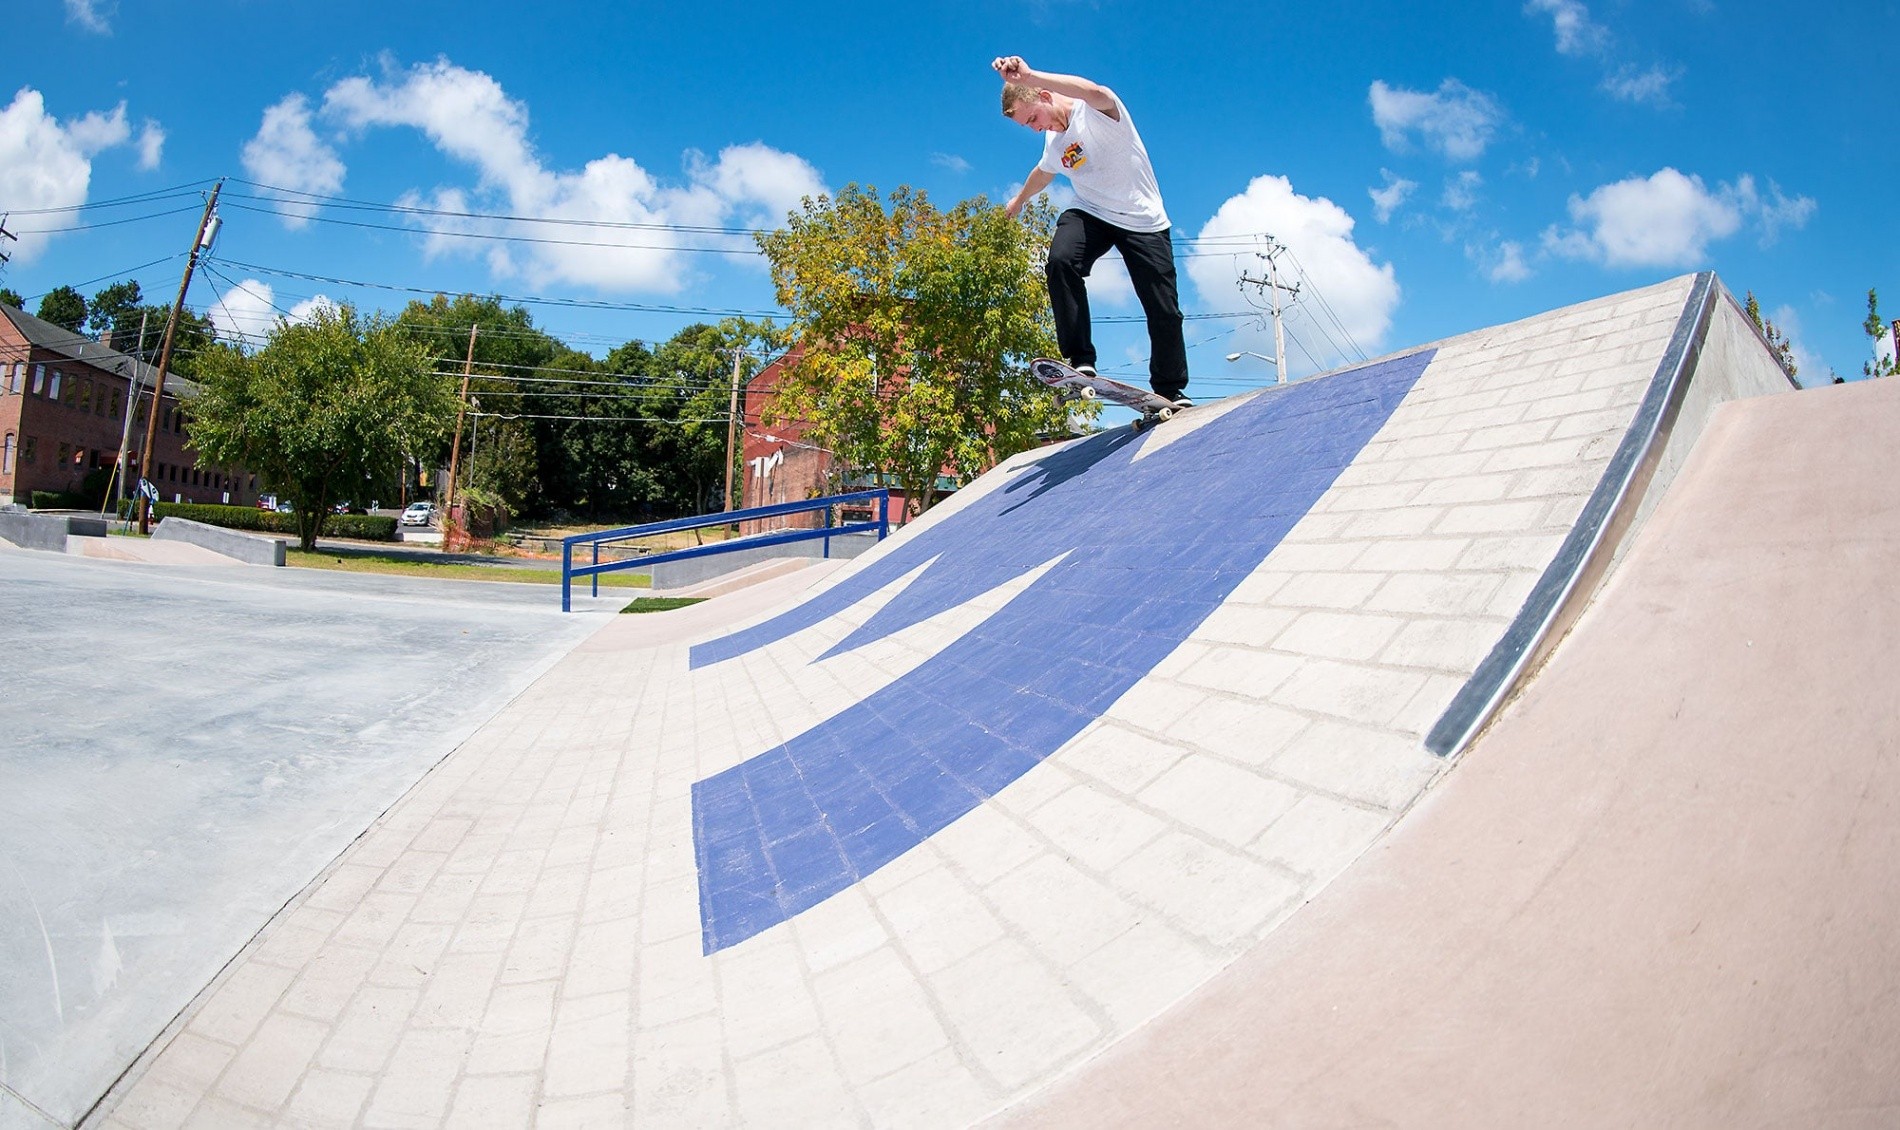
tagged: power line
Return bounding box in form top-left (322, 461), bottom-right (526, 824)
top-left (0, 180), bottom-right (220, 216)
top-left (217, 201), bottom-right (765, 256)
top-left (215, 258), bottom-right (783, 319)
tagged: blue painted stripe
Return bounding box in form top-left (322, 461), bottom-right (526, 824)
top-left (691, 351), bottom-right (1434, 952)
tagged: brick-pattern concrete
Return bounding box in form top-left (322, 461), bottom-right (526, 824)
top-left (100, 277), bottom-right (1695, 1127)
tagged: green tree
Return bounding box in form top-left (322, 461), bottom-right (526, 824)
top-left (36, 285), bottom-right (87, 332)
top-left (187, 303), bottom-right (455, 550)
top-left (1863, 289), bottom-right (1897, 380)
top-left (640, 319), bottom-right (783, 515)
top-left (87, 280), bottom-right (144, 350)
top-left (398, 294), bottom-right (565, 512)
top-left (1742, 291), bottom-right (1798, 380)
top-left (757, 184), bottom-right (1067, 519)
top-left (0, 287), bottom-right (23, 309)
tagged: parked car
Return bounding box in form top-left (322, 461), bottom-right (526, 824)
top-left (400, 501), bottom-right (436, 527)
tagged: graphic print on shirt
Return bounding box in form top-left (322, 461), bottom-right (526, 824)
top-left (1061, 141), bottom-right (1086, 170)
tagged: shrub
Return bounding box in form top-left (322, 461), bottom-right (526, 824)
top-left (152, 502), bottom-right (296, 533)
top-left (147, 503), bottom-right (396, 542)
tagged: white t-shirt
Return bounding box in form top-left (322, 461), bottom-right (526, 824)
top-left (1036, 94), bottom-right (1170, 233)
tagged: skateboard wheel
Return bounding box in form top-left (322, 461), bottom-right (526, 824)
top-left (1158, 407), bottom-right (1174, 421)
top-left (1079, 387), bottom-right (1098, 400)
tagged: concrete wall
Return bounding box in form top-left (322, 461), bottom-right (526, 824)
top-left (0, 507), bottom-right (106, 551)
top-left (643, 530), bottom-right (880, 591)
top-left (151, 516), bottom-right (287, 566)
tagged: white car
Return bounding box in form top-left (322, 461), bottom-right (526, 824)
top-left (400, 502), bottom-right (436, 527)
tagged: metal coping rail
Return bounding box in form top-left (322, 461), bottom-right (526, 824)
top-left (1423, 271), bottom-right (1720, 758)
top-left (560, 489), bottom-right (890, 611)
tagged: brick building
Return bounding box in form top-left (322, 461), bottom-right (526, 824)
top-left (737, 345), bottom-right (958, 529)
top-left (0, 303), bottom-right (257, 509)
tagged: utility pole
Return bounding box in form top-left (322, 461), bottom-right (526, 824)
top-left (442, 323), bottom-right (479, 520)
top-left (137, 179), bottom-right (222, 532)
top-left (1237, 239), bottom-right (1298, 385)
top-left (0, 215), bottom-right (17, 269)
top-left (722, 347), bottom-right (745, 518)
top-left (105, 309), bottom-right (151, 514)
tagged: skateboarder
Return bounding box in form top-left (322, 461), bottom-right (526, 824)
top-left (994, 54), bottom-right (1190, 408)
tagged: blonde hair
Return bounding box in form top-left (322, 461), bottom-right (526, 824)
top-left (1001, 83), bottom-right (1041, 116)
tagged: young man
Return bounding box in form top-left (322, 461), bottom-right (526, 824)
top-left (994, 54), bottom-right (1189, 407)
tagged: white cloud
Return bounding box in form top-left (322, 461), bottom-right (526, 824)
top-left (253, 58), bottom-right (828, 292)
top-left (931, 152), bottom-right (973, 175)
top-left (287, 294), bottom-right (339, 324)
top-left (207, 279), bottom-right (336, 346)
top-left (1743, 176), bottom-right (1817, 245)
top-left (1189, 174), bottom-right (1400, 376)
top-left (1524, 0), bottom-right (1609, 56)
top-left (0, 89), bottom-right (132, 265)
top-left (1368, 169), bottom-right (1416, 224)
top-left (64, 0), bottom-right (111, 34)
top-left (207, 278), bottom-right (281, 345)
top-left (1543, 167), bottom-right (1815, 269)
top-left (1602, 64), bottom-right (1678, 106)
top-left (135, 120), bottom-right (164, 170)
top-left (1442, 170), bottom-right (1483, 213)
top-left (1471, 239), bottom-right (1532, 284)
top-left (1369, 79), bottom-right (1504, 162)
top-left (241, 94), bottom-right (347, 228)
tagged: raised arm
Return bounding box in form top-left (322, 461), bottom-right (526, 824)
top-left (991, 56), bottom-right (1121, 120)
top-left (1004, 167), bottom-right (1056, 218)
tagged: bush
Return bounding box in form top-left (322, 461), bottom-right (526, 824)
top-left (148, 503), bottom-right (397, 542)
top-left (326, 513), bottom-right (399, 541)
top-left (152, 502), bottom-right (296, 533)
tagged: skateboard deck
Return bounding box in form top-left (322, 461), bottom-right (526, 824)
top-left (1031, 358), bottom-right (1182, 431)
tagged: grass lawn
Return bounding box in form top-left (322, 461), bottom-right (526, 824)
top-left (286, 548), bottom-right (652, 587)
top-left (619, 597), bottom-right (709, 614)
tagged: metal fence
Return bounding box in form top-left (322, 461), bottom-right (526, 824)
top-left (560, 489), bottom-right (891, 611)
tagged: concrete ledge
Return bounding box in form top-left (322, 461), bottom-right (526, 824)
top-left (151, 517), bottom-right (287, 566)
top-left (0, 509), bottom-right (105, 552)
top-left (640, 530), bottom-right (880, 589)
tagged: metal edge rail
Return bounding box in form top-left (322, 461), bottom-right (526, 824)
top-left (561, 489), bottom-right (890, 611)
top-left (1423, 271), bottom-right (1719, 758)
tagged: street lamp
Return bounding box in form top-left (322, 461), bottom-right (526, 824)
top-left (1225, 350), bottom-right (1286, 384)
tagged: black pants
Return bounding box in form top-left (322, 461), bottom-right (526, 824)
top-left (1046, 208), bottom-right (1189, 401)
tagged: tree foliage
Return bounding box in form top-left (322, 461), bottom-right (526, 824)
top-left (1863, 289), bottom-right (1897, 380)
top-left (1742, 291), bottom-right (1798, 380)
top-left (0, 287), bottom-right (24, 309)
top-left (757, 184), bottom-right (1068, 519)
top-left (187, 303), bottom-right (455, 550)
top-left (36, 285), bottom-right (87, 332)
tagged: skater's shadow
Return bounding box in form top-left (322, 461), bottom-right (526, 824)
top-left (999, 426), bottom-right (1138, 514)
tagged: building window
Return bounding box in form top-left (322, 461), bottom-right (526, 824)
top-left (20, 436), bottom-right (36, 464)
top-left (57, 442), bottom-right (70, 466)
top-left (47, 369), bottom-right (61, 400)
top-left (31, 365), bottom-right (44, 395)
top-left (78, 380), bottom-right (92, 413)
top-left (2, 433), bottom-right (13, 474)
top-left (72, 446), bottom-right (86, 467)
top-left (110, 388), bottom-right (123, 418)
top-left (4, 363), bottom-right (18, 394)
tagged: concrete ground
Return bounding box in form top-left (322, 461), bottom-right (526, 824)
top-left (0, 550), bottom-right (619, 1129)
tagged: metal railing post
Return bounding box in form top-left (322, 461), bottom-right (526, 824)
top-left (562, 540), bottom-right (572, 613)
top-left (592, 542), bottom-right (599, 598)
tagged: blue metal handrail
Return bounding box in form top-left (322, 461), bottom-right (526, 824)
top-left (561, 489), bottom-right (891, 611)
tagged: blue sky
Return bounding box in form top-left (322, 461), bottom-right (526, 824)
top-left (3, 0), bottom-right (1894, 395)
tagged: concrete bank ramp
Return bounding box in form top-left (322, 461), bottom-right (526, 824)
top-left (95, 272), bottom-right (1801, 1127)
top-left (999, 356), bottom-right (1900, 1128)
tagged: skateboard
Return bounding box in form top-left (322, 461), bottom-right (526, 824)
top-left (1030, 358), bottom-right (1185, 433)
